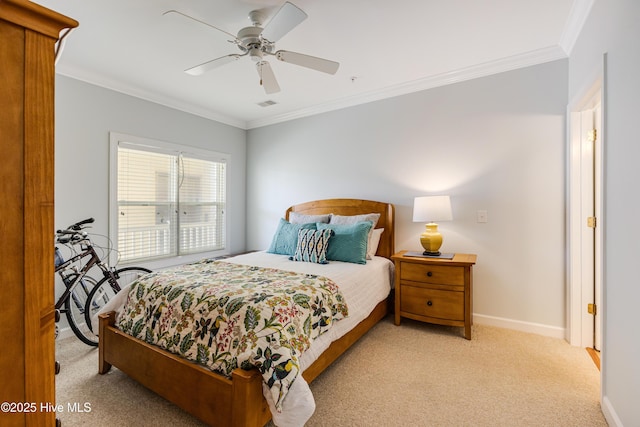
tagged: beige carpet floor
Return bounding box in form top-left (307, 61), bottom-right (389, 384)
top-left (55, 316), bottom-right (607, 426)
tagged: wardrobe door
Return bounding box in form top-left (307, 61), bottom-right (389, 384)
top-left (0, 2), bottom-right (77, 426)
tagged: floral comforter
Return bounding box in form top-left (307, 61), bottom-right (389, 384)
top-left (117, 259), bottom-right (349, 410)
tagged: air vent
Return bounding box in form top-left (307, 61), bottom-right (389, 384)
top-left (257, 100), bottom-right (277, 107)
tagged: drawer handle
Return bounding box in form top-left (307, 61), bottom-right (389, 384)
top-left (426, 271), bottom-right (433, 277)
top-left (427, 300), bottom-right (433, 306)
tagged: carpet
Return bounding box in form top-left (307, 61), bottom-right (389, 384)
top-left (55, 316), bottom-right (606, 426)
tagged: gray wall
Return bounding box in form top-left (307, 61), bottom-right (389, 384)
top-left (569, 0), bottom-right (640, 425)
top-left (54, 75), bottom-right (246, 302)
top-left (247, 60), bottom-right (568, 335)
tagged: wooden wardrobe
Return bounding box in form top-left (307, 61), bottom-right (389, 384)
top-left (0, 1), bottom-right (77, 425)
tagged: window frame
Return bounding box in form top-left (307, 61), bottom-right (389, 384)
top-left (109, 132), bottom-right (230, 270)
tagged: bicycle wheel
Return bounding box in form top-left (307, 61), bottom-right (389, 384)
top-left (64, 275), bottom-right (99, 346)
top-left (84, 267), bottom-right (152, 341)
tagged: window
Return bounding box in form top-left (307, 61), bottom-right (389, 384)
top-left (110, 133), bottom-right (228, 264)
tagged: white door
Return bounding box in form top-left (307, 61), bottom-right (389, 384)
top-left (593, 103), bottom-right (602, 351)
top-left (568, 82), bottom-right (603, 351)
top-left (579, 104), bottom-right (602, 351)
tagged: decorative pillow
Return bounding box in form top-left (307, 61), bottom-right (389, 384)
top-left (367, 228), bottom-right (384, 259)
top-left (289, 212), bottom-right (332, 224)
top-left (267, 218), bottom-right (316, 256)
top-left (291, 228), bottom-right (333, 264)
top-left (329, 213), bottom-right (381, 259)
top-left (316, 221), bottom-right (373, 265)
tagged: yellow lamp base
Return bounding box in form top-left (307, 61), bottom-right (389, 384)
top-left (420, 223), bottom-right (443, 256)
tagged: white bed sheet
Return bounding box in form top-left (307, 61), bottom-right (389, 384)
top-left (97, 251), bottom-right (394, 427)
top-left (225, 252), bottom-right (394, 373)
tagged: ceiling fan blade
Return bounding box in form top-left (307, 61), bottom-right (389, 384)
top-left (163, 10), bottom-right (239, 42)
top-left (256, 61), bottom-right (281, 94)
top-left (275, 50), bottom-right (339, 74)
top-left (185, 54), bottom-right (243, 76)
top-left (260, 2), bottom-right (307, 43)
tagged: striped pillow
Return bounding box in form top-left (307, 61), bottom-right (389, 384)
top-left (291, 228), bottom-right (333, 264)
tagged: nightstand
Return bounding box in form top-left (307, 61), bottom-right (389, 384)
top-left (392, 251), bottom-right (477, 339)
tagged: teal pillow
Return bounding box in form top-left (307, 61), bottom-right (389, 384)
top-left (316, 221), bottom-right (373, 265)
top-left (267, 218), bottom-right (316, 256)
top-left (291, 228), bottom-right (333, 264)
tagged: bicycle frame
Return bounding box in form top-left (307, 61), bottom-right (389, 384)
top-left (54, 241), bottom-right (116, 310)
top-left (55, 217), bottom-right (149, 346)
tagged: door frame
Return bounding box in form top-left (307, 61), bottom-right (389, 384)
top-left (567, 71), bottom-right (604, 349)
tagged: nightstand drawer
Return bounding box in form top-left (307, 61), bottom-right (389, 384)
top-left (400, 262), bottom-right (464, 286)
top-left (400, 286), bottom-right (465, 320)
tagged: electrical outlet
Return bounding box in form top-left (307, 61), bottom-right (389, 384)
top-left (477, 210), bottom-right (488, 223)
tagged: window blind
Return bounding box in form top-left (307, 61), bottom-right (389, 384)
top-left (177, 156), bottom-right (226, 255)
top-left (116, 143), bottom-right (226, 262)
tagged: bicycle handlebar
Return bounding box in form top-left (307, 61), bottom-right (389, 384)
top-left (70, 217), bottom-right (95, 230)
top-left (56, 233), bottom-right (87, 245)
top-left (56, 218), bottom-right (94, 234)
top-left (57, 230), bottom-right (80, 235)
top-left (56, 218), bottom-right (94, 244)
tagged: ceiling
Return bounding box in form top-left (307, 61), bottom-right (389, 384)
top-left (38, 0), bottom-right (589, 129)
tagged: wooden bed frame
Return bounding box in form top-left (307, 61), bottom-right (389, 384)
top-left (98, 198), bottom-right (395, 426)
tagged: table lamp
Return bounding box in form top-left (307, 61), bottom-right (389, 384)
top-left (412, 195), bottom-right (453, 256)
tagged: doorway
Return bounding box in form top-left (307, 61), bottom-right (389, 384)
top-left (568, 77), bottom-right (603, 354)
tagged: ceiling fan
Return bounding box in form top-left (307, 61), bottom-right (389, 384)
top-left (164, 2), bottom-right (340, 94)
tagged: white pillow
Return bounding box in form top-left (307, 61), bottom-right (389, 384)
top-left (289, 212), bottom-right (332, 224)
top-left (367, 228), bottom-right (384, 259)
top-left (330, 213), bottom-right (380, 226)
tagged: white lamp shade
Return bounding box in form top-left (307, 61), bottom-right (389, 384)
top-left (413, 195), bottom-right (453, 222)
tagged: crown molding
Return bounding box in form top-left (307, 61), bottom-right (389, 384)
top-left (55, 64), bottom-right (248, 129)
top-left (558, 0), bottom-right (595, 55)
top-left (57, 43), bottom-right (569, 131)
top-left (247, 45), bottom-right (568, 129)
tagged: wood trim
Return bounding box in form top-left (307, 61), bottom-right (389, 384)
top-left (0, 0), bottom-right (78, 39)
top-left (23, 29), bottom-right (56, 424)
top-left (586, 347), bottom-right (600, 371)
top-left (230, 368), bottom-right (271, 427)
top-left (0, 19), bottom-right (27, 419)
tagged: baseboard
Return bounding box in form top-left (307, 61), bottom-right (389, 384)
top-left (601, 396), bottom-right (623, 427)
top-left (474, 313), bottom-right (565, 339)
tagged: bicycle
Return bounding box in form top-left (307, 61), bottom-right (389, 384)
top-left (55, 218), bottom-right (151, 346)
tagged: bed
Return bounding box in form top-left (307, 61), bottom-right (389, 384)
top-left (98, 198), bottom-right (395, 426)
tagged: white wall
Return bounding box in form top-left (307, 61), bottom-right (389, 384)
top-left (54, 75), bottom-right (246, 313)
top-left (247, 60), bottom-right (568, 334)
top-left (569, 0), bottom-right (640, 425)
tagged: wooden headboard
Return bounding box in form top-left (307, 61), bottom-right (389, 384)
top-left (285, 198), bottom-right (395, 259)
